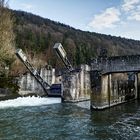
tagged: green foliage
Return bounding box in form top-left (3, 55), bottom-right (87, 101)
top-left (0, 76), bottom-right (19, 94)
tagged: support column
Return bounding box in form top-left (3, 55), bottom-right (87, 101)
top-left (136, 73), bottom-right (140, 99)
top-left (108, 74), bottom-right (111, 107)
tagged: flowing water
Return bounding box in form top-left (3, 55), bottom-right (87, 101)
top-left (0, 97), bottom-right (140, 140)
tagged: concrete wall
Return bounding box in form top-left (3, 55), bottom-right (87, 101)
top-left (91, 72), bottom-right (138, 109)
top-left (62, 64), bottom-right (91, 102)
top-left (91, 55), bottom-right (140, 73)
top-left (90, 55), bottom-right (140, 109)
top-left (138, 73), bottom-right (140, 99)
top-left (91, 74), bottom-right (110, 109)
top-left (18, 66), bottom-right (55, 96)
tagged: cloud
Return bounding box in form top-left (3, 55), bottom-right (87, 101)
top-left (122, 0), bottom-right (140, 12)
top-left (88, 7), bottom-right (121, 30)
top-left (88, 0), bottom-right (140, 31)
top-left (87, 0), bottom-right (140, 40)
top-left (128, 10), bottom-right (140, 21)
top-left (21, 3), bottom-right (34, 10)
top-left (122, 0), bottom-right (140, 21)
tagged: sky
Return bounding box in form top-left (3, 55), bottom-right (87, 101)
top-left (9, 0), bottom-right (140, 40)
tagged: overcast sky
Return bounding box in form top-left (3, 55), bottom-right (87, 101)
top-left (9, 0), bottom-right (140, 40)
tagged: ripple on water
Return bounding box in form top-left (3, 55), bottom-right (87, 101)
top-left (108, 110), bottom-right (140, 140)
top-left (0, 99), bottom-right (140, 140)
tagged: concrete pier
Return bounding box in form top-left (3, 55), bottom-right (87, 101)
top-left (62, 64), bottom-right (91, 102)
top-left (91, 72), bottom-right (138, 109)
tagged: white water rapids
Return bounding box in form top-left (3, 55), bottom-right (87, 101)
top-left (0, 96), bottom-right (61, 108)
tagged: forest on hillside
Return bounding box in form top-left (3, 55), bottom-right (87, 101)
top-left (0, 1), bottom-right (140, 91)
top-left (12, 10), bottom-right (140, 71)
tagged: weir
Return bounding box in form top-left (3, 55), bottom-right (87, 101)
top-left (15, 44), bottom-right (140, 110)
top-left (16, 44), bottom-right (91, 102)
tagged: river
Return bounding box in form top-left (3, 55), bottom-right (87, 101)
top-left (0, 97), bottom-right (139, 140)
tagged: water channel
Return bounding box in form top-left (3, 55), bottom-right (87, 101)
top-left (0, 97), bottom-right (140, 140)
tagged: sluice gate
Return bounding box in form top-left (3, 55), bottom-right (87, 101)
top-left (53, 43), bottom-right (73, 72)
top-left (16, 49), bottom-right (61, 97)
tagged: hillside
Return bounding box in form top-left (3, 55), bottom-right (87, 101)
top-left (12, 10), bottom-right (140, 70)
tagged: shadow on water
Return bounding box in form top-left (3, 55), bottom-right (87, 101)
top-left (90, 100), bottom-right (140, 140)
top-left (91, 100), bottom-right (140, 124)
top-left (0, 100), bottom-right (139, 140)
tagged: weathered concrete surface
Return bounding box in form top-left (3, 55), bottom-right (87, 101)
top-left (90, 55), bottom-right (140, 110)
top-left (137, 73), bottom-right (140, 99)
top-left (62, 64), bottom-right (91, 102)
top-left (91, 55), bottom-right (140, 74)
top-left (18, 66), bottom-right (55, 96)
top-left (91, 72), bottom-right (138, 110)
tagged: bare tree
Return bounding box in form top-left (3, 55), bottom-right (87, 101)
top-left (0, 0), bottom-right (15, 75)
